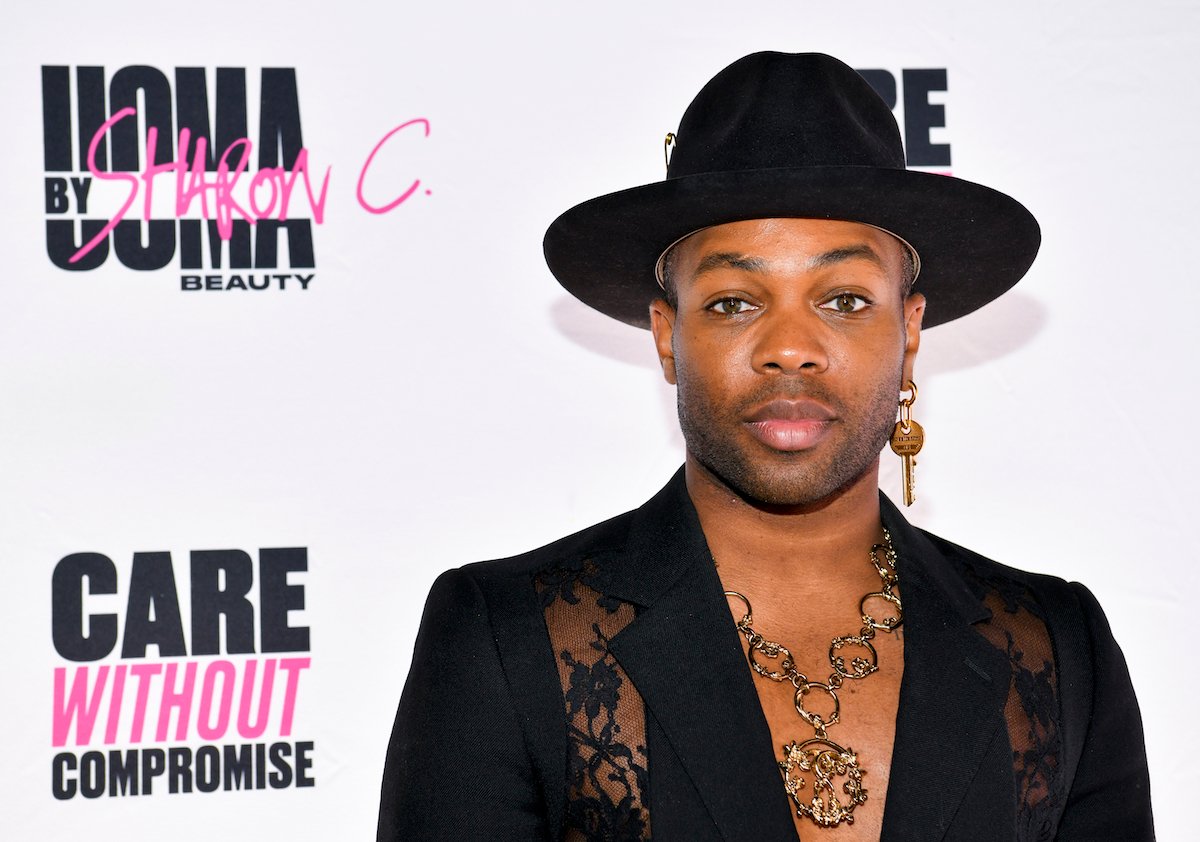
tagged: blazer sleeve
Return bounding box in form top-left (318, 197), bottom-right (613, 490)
top-left (377, 568), bottom-right (549, 841)
top-left (1055, 582), bottom-right (1154, 840)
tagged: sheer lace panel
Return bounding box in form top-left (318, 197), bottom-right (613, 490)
top-left (968, 570), bottom-right (1063, 841)
top-left (536, 559), bottom-right (651, 841)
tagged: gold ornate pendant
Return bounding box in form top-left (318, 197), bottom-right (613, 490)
top-left (779, 738), bottom-right (868, 827)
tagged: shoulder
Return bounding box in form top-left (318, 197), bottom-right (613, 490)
top-left (451, 504), bottom-right (639, 588)
top-left (911, 521), bottom-right (1135, 681)
top-left (409, 502), bottom-right (642, 660)
top-left (915, 526), bottom-right (1090, 623)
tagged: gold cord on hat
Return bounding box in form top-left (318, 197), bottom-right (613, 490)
top-left (724, 530), bottom-right (902, 828)
top-left (663, 132), bottom-right (677, 172)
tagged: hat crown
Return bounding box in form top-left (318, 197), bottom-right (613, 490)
top-left (544, 50), bottom-right (1040, 330)
top-left (668, 52), bottom-right (906, 179)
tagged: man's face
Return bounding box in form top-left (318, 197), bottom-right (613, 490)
top-left (650, 218), bottom-right (925, 509)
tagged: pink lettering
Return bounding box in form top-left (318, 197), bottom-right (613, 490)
top-left (249, 168), bottom-right (281, 218)
top-left (52, 665), bottom-right (109, 747)
top-left (72, 108), bottom-right (332, 259)
top-left (103, 664), bottom-right (127, 744)
top-left (70, 108), bottom-right (139, 263)
top-left (52, 656), bottom-right (307, 747)
top-left (277, 657), bottom-right (311, 737)
top-left (140, 126), bottom-right (184, 219)
top-left (128, 662), bottom-right (162, 743)
top-left (214, 138), bottom-right (254, 239)
top-left (155, 661), bottom-right (198, 741)
top-left (278, 149), bottom-right (330, 222)
top-left (196, 660), bottom-right (236, 740)
top-left (356, 118), bottom-right (429, 214)
top-left (236, 658), bottom-right (275, 739)
top-left (176, 133), bottom-right (212, 219)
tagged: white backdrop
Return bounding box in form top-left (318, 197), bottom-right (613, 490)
top-left (2, 1), bottom-right (1195, 839)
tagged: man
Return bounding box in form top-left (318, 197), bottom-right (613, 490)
top-left (378, 52), bottom-right (1153, 841)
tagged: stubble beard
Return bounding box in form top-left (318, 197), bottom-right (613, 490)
top-left (675, 367), bottom-right (902, 509)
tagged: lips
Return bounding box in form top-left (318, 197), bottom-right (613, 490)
top-left (743, 399), bottom-right (836, 452)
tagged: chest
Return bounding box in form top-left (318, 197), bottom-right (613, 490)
top-left (733, 617), bottom-right (905, 842)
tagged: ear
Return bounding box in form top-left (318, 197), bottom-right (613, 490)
top-left (901, 292), bottom-right (926, 384)
top-left (649, 298), bottom-right (678, 385)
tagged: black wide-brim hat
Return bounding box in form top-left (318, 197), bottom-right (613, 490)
top-left (543, 52), bottom-right (1040, 329)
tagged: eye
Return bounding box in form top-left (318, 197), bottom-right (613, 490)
top-left (821, 292), bottom-right (871, 314)
top-left (707, 296), bottom-right (757, 316)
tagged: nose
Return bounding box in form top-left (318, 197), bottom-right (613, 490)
top-left (750, 309), bottom-right (829, 374)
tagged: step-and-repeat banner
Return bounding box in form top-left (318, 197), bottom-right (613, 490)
top-left (2, 2), bottom-right (1195, 839)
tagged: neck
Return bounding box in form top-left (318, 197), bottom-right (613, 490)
top-left (685, 454), bottom-right (885, 590)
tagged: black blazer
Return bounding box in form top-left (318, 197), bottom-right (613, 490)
top-left (378, 470), bottom-right (1153, 840)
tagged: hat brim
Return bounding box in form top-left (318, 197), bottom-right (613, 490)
top-left (543, 166), bottom-right (1040, 329)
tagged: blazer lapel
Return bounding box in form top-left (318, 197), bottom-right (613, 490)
top-left (603, 471), bottom-right (799, 841)
top-left (596, 474), bottom-right (1014, 841)
top-left (879, 494), bottom-right (1013, 840)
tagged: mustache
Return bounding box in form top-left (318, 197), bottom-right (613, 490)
top-left (735, 380), bottom-right (844, 413)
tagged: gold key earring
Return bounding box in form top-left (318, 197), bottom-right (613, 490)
top-left (889, 380), bottom-right (924, 506)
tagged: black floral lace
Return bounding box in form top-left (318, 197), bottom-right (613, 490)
top-left (964, 566), bottom-right (1063, 841)
top-left (536, 559), bottom-right (651, 841)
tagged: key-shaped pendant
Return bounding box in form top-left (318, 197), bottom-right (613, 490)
top-left (889, 420), bottom-right (924, 506)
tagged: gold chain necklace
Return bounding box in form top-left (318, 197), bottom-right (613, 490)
top-left (723, 529), bottom-right (903, 829)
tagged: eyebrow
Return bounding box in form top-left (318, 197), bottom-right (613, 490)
top-left (806, 244), bottom-right (884, 271)
top-left (689, 244), bottom-right (885, 280)
top-left (692, 252), bottom-right (769, 277)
